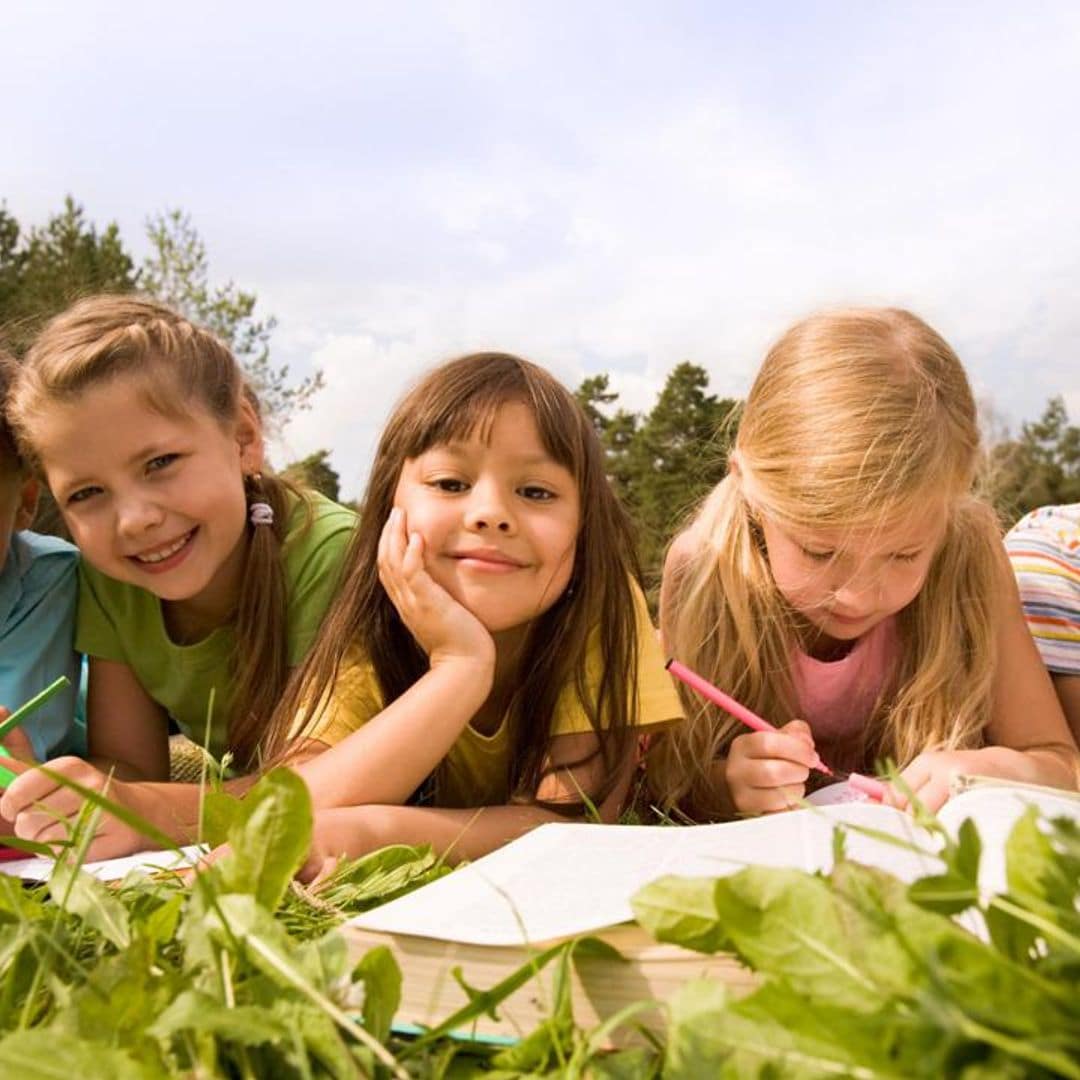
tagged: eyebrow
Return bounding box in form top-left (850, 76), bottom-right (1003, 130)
top-left (55, 443), bottom-right (173, 494)
top-left (430, 444), bottom-right (562, 469)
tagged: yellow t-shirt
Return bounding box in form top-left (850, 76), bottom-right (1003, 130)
top-left (303, 584), bottom-right (683, 807)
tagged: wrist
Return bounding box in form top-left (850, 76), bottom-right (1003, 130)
top-left (428, 648), bottom-right (496, 688)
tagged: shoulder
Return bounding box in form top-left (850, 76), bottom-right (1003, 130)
top-left (1005, 503), bottom-right (1080, 563)
top-left (284, 489), bottom-right (358, 541)
top-left (663, 528), bottom-right (701, 580)
top-left (12, 530), bottom-right (79, 591)
top-left (13, 529), bottom-right (78, 566)
top-left (281, 491), bottom-right (358, 567)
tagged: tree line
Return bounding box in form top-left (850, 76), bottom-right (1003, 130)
top-left (3, 199), bottom-right (1078, 586)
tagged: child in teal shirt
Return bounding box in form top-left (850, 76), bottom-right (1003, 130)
top-left (0, 351), bottom-right (83, 760)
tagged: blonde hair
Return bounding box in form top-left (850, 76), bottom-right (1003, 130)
top-left (654, 308), bottom-right (1002, 812)
top-left (9, 294), bottom-right (307, 767)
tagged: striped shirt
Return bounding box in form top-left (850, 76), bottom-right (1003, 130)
top-left (1005, 503), bottom-right (1080, 675)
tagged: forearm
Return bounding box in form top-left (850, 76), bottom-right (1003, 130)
top-left (971, 743), bottom-right (1080, 791)
top-left (122, 774), bottom-right (257, 844)
top-left (325, 802), bottom-right (577, 864)
top-left (86, 756), bottom-right (160, 782)
top-left (293, 659), bottom-right (492, 810)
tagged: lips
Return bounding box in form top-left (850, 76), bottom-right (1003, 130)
top-left (827, 610), bottom-right (869, 625)
top-left (449, 548), bottom-right (525, 569)
top-left (129, 528), bottom-right (197, 569)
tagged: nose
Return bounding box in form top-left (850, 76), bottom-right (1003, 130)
top-left (116, 493), bottom-right (166, 538)
top-left (464, 481), bottom-right (515, 534)
top-left (831, 565), bottom-right (881, 610)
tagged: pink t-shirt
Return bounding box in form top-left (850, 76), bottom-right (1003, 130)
top-left (790, 617), bottom-right (899, 774)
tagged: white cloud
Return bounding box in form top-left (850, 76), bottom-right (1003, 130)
top-left (5, 3), bottom-right (1080, 497)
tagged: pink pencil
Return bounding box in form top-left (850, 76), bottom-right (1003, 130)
top-left (665, 657), bottom-right (887, 801)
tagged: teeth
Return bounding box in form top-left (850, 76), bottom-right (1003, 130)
top-left (136, 532), bottom-right (191, 564)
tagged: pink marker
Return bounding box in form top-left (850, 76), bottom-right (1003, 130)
top-left (846, 772), bottom-right (888, 802)
top-left (666, 658), bottom-right (832, 776)
top-left (665, 658), bottom-right (886, 801)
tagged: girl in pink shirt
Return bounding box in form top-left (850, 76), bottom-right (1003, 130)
top-left (654, 308), bottom-right (1078, 819)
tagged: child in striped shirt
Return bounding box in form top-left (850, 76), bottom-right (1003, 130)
top-left (1006, 503), bottom-right (1080, 744)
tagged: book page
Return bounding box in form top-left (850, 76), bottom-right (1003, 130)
top-left (938, 784), bottom-right (1080, 896)
top-left (0, 844), bottom-right (205, 883)
top-left (349, 803), bottom-right (944, 946)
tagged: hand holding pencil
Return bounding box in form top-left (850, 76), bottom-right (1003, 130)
top-left (666, 659), bottom-right (885, 814)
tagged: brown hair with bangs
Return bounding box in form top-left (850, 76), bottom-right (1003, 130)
top-left (266, 352), bottom-right (642, 808)
top-left (9, 294), bottom-right (307, 768)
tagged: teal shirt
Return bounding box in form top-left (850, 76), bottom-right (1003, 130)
top-left (0, 530), bottom-right (85, 760)
top-left (76, 492), bottom-right (357, 759)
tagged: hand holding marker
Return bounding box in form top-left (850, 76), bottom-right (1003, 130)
top-left (665, 659), bottom-right (887, 802)
top-left (0, 675), bottom-right (71, 786)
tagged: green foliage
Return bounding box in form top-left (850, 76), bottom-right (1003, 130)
top-left (142, 208), bottom-right (323, 432)
top-left (0, 197), bottom-right (137, 354)
top-left (0, 769), bottom-right (1075, 1077)
top-left (634, 812), bottom-right (1080, 1078)
top-left (985, 396), bottom-right (1080, 522)
top-left (576, 364), bottom-right (738, 587)
top-left (0, 200), bottom-right (321, 436)
top-left (282, 448), bottom-right (342, 502)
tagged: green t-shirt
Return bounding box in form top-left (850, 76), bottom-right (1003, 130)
top-left (75, 491), bottom-right (357, 758)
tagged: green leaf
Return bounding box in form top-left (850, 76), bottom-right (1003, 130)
top-left (48, 858), bottom-right (131, 950)
top-left (217, 767), bottom-right (313, 910)
top-left (199, 789), bottom-right (245, 847)
top-left (907, 870), bottom-right (980, 915)
top-left (0, 1030), bottom-right (153, 1079)
top-left (354, 944), bottom-right (401, 1043)
top-left (631, 875), bottom-right (734, 954)
top-left (148, 988), bottom-right (288, 1044)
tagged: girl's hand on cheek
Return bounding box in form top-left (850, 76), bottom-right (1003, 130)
top-left (726, 720), bottom-right (818, 815)
top-left (378, 508), bottom-right (494, 670)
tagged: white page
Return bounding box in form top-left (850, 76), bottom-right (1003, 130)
top-left (349, 803), bottom-right (944, 946)
top-left (0, 844), bottom-right (205, 883)
top-left (938, 786), bottom-right (1080, 896)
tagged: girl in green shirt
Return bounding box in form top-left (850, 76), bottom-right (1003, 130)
top-left (1, 296), bottom-right (355, 857)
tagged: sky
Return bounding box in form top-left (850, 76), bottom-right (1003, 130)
top-left (3, 1), bottom-right (1079, 498)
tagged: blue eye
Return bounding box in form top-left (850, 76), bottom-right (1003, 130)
top-left (67, 486), bottom-right (102, 506)
top-left (147, 454), bottom-right (179, 473)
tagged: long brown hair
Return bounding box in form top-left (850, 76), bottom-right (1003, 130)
top-left (9, 294), bottom-right (307, 767)
top-left (654, 308), bottom-right (1002, 811)
top-left (269, 352), bottom-right (642, 807)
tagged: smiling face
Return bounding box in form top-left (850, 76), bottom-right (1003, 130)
top-left (392, 400), bottom-right (581, 638)
top-left (760, 501), bottom-right (946, 648)
top-left (32, 373), bottom-right (263, 628)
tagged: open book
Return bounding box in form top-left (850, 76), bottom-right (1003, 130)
top-left (0, 844), bottom-right (204, 882)
top-left (343, 780), bottom-right (1080, 1040)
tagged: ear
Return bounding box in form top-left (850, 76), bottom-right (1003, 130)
top-left (234, 396), bottom-right (266, 474)
top-left (14, 474), bottom-right (39, 531)
top-left (727, 450), bottom-right (742, 478)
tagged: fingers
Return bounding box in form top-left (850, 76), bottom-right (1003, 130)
top-left (1, 727), bottom-right (37, 764)
top-left (297, 851), bottom-right (341, 886)
top-left (727, 729), bottom-right (816, 814)
top-left (0, 758), bottom-right (114, 846)
top-left (892, 755), bottom-right (952, 813)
